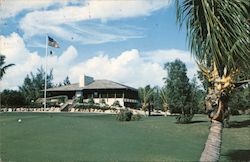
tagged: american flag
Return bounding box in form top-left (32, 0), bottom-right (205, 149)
top-left (48, 36), bottom-right (59, 48)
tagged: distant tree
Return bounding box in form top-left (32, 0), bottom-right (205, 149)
top-left (152, 87), bottom-right (163, 110)
top-left (63, 76), bottom-right (71, 85)
top-left (163, 59), bottom-right (193, 115)
top-left (228, 85), bottom-right (250, 115)
top-left (19, 67), bottom-right (54, 104)
top-left (0, 54), bottom-right (15, 80)
top-left (138, 85), bottom-right (154, 116)
top-left (0, 90), bottom-right (26, 108)
top-left (160, 88), bottom-right (168, 112)
top-left (190, 77), bottom-right (206, 114)
top-left (56, 82), bottom-right (63, 87)
top-left (197, 70), bottom-right (209, 92)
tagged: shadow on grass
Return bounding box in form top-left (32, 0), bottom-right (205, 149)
top-left (224, 150), bottom-right (250, 161)
top-left (228, 120), bottom-right (250, 128)
top-left (188, 120), bottom-right (208, 124)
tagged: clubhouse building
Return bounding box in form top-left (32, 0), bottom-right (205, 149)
top-left (46, 75), bottom-right (138, 108)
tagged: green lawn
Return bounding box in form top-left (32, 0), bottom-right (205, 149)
top-left (0, 113), bottom-right (249, 162)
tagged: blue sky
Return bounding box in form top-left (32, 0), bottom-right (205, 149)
top-left (0, 0), bottom-right (197, 90)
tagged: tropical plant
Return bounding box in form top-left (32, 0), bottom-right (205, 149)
top-left (138, 85), bottom-right (155, 116)
top-left (159, 88), bottom-right (168, 112)
top-left (176, 0), bottom-right (250, 161)
top-left (0, 54), bottom-right (15, 80)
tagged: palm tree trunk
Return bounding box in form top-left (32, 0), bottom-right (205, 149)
top-left (200, 120), bottom-right (223, 162)
top-left (148, 103), bottom-right (151, 116)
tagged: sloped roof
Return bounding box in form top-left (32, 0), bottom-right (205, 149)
top-left (83, 80), bottom-right (137, 91)
top-left (46, 83), bottom-right (82, 91)
top-left (46, 80), bottom-right (137, 92)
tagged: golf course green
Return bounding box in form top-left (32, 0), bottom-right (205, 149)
top-left (0, 112), bottom-right (249, 161)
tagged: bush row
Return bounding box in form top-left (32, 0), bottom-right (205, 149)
top-left (74, 103), bottom-right (118, 111)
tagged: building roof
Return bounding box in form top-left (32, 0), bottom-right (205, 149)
top-left (46, 80), bottom-right (137, 92)
top-left (46, 83), bottom-right (82, 91)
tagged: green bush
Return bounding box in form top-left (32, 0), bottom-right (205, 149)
top-left (230, 109), bottom-right (240, 115)
top-left (131, 114), bottom-right (142, 121)
top-left (176, 114), bottom-right (194, 124)
top-left (112, 100), bottom-right (122, 108)
top-left (0, 90), bottom-right (26, 107)
top-left (75, 96), bottom-right (83, 103)
top-left (29, 102), bottom-right (43, 108)
top-left (116, 109), bottom-right (133, 121)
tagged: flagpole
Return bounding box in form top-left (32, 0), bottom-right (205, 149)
top-left (44, 35), bottom-right (48, 110)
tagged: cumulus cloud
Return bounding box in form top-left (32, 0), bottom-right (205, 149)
top-left (19, 0), bottom-right (171, 44)
top-left (69, 49), bottom-right (166, 88)
top-left (0, 33), bottom-right (42, 90)
top-left (143, 49), bottom-right (198, 78)
top-left (0, 33), bottom-right (78, 90)
top-left (0, 32), bottom-right (197, 90)
top-left (69, 48), bottom-right (198, 88)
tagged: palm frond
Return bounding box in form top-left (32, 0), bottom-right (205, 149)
top-left (176, 0), bottom-right (250, 73)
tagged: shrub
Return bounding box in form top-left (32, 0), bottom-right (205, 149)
top-left (230, 109), bottom-right (240, 115)
top-left (76, 96), bottom-right (83, 103)
top-left (0, 90), bottom-right (26, 107)
top-left (112, 100), bottom-right (122, 108)
top-left (88, 97), bottom-right (95, 105)
top-left (29, 102), bottom-right (43, 108)
top-left (245, 109), bottom-right (250, 115)
top-left (176, 114), bottom-right (194, 124)
top-left (131, 114), bottom-right (142, 121)
top-left (116, 109), bottom-right (133, 121)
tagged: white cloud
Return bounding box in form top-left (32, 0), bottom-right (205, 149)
top-left (0, 33), bottom-right (42, 90)
top-left (0, 32), bottom-right (197, 90)
top-left (19, 0), bottom-right (171, 44)
top-left (0, 33), bottom-right (78, 90)
top-left (143, 49), bottom-right (198, 78)
top-left (144, 49), bottom-right (193, 64)
top-left (69, 49), bottom-right (166, 88)
top-left (0, 0), bottom-right (81, 19)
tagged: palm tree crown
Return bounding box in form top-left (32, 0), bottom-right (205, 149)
top-left (176, 0), bottom-right (250, 73)
top-left (0, 54), bottom-right (15, 80)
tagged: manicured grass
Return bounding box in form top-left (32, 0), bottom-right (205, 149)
top-left (0, 113), bottom-right (249, 162)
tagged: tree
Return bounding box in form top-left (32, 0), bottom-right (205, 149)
top-left (159, 88), bottom-right (168, 112)
top-left (0, 54), bottom-right (15, 80)
top-left (63, 76), bottom-right (71, 85)
top-left (19, 67), bottom-right (54, 104)
top-left (163, 59), bottom-right (193, 115)
top-left (176, 0), bottom-right (250, 161)
top-left (138, 85), bottom-right (154, 116)
top-left (228, 85), bottom-right (250, 115)
top-left (190, 77), bottom-right (206, 114)
top-left (0, 90), bottom-right (26, 108)
top-left (152, 87), bottom-right (163, 111)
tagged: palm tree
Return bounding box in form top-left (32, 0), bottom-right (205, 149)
top-left (138, 85), bottom-right (155, 116)
top-left (160, 88), bottom-right (168, 113)
top-left (0, 54), bottom-right (15, 80)
top-left (176, 0), bottom-right (250, 161)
